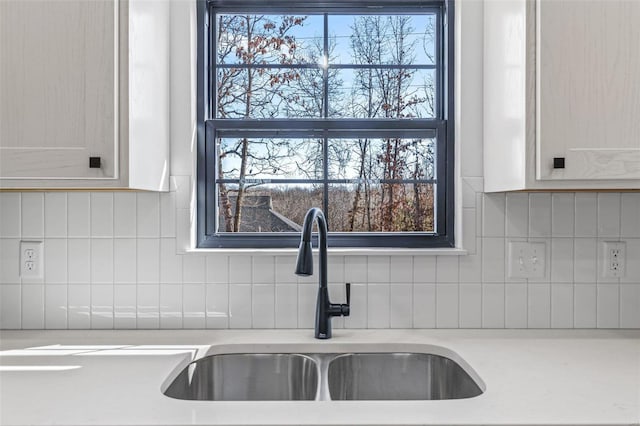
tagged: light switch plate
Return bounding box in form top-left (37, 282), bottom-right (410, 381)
top-left (508, 241), bottom-right (546, 279)
top-left (20, 241), bottom-right (43, 278)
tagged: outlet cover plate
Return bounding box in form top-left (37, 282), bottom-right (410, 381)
top-left (508, 241), bottom-right (546, 279)
top-left (603, 241), bottom-right (626, 278)
top-left (20, 241), bottom-right (43, 278)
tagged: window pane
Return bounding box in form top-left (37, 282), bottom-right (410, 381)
top-left (327, 183), bottom-right (435, 232)
top-left (217, 68), bottom-right (324, 118)
top-left (329, 68), bottom-right (436, 118)
top-left (218, 137), bottom-right (323, 180)
top-left (329, 15), bottom-right (437, 65)
top-left (328, 138), bottom-right (436, 180)
top-left (217, 14), bottom-right (324, 65)
top-left (217, 183), bottom-right (323, 233)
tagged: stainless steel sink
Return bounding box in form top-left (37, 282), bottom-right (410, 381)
top-left (163, 351), bottom-right (483, 401)
top-left (327, 353), bottom-right (483, 400)
top-left (163, 353), bottom-right (318, 401)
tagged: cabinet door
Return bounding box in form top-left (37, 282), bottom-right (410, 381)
top-left (0, 0), bottom-right (118, 179)
top-left (537, 0), bottom-right (640, 181)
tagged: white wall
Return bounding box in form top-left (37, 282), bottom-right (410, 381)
top-left (0, 0), bottom-right (638, 330)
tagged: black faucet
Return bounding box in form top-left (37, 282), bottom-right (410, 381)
top-left (294, 207), bottom-right (350, 339)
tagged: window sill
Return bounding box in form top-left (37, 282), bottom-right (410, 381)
top-left (186, 247), bottom-right (468, 256)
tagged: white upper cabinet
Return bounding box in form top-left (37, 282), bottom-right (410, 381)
top-left (0, 0), bottom-right (170, 191)
top-left (484, 0), bottom-right (640, 191)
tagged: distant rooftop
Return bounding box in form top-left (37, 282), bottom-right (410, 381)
top-left (219, 195), bottom-right (302, 232)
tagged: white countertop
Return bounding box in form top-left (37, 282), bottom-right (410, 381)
top-left (0, 329), bottom-right (639, 426)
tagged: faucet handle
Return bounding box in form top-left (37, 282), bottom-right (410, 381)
top-left (341, 283), bottom-right (351, 317)
top-left (345, 282), bottom-right (351, 306)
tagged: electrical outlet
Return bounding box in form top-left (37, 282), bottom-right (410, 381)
top-left (603, 241), bottom-right (626, 278)
top-left (508, 241), bottom-right (546, 279)
top-left (20, 241), bottom-right (43, 278)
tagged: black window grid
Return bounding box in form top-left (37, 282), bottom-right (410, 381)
top-left (197, 0), bottom-right (454, 248)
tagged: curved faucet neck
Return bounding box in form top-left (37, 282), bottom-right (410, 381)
top-left (301, 208), bottom-right (328, 290)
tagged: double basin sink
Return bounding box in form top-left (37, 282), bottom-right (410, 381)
top-left (163, 352), bottom-right (483, 401)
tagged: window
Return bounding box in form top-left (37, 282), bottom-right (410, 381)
top-left (197, 0), bottom-right (454, 248)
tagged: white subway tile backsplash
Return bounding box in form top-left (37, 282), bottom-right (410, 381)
top-left (21, 193), bottom-right (44, 238)
top-left (413, 256), bottom-right (436, 283)
top-left (206, 283), bottom-right (229, 328)
top-left (183, 283), bottom-right (206, 328)
top-left (114, 284), bottom-right (136, 329)
top-left (91, 284), bottom-right (114, 329)
top-left (160, 192), bottom-right (177, 237)
top-left (482, 238), bottom-right (505, 283)
top-left (574, 284), bottom-right (597, 328)
top-left (90, 239), bottom-right (113, 284)
top-left (462, 208), bottom-right (477, 253)
top-left (551, 193), bottom-right (574, 237)
top-left (621, 239), bottom-right (640, 284)
top-left (297, 284), bottom-right (316, 329)
top-left (229, 256), bottom-right (252, 284)
top-left (136, 239), bottom-right (160, 284)
top-left (67, 239), bottom-right (90, 284)
top-left (0, 193), bottom-right (20, 238)
top-left (459, 249), bottom-right (482, 283)
top-left (275, 256), bottom-right (296, 284)
top-left (160, 284), bottom-right (183, 329)
top-left (90, 193), bottom-right (113, 237)
top-left (275, 284), bottom-right (297, 328)
top-left (551, 238), bottom-right (573, 283)
top-left (459, 283), bottom-right (481, 328)
top-left (528, 283), bottom-right (550, 328)
top-left (573, 238), bottom-right (597, 283)
top-left (596, 284), bottom-right (619, 328)
top-left (367, 257), bottom-right (390, 283)
top-left (506, 193), bottom-right (529, 238)
top-left (505, 284), bottom-right (527, 328)
top-left (437, 256), bottom-right (459, 283)
top-left (482, 283), bottom-right (505, 328)
top-left (45, 239), bottom-right (67, 283)
top-left (621, 194), bottom-right (640, 238)
top-left (413, 283), bottom-right (436, 328)
top-left (114, 239), bottom-right (136, 284)
top-left (367, 284), bottom-right (390, 328)
top-left (44, 284), bottom-right (68, 330)
top-left (345, 256), bottom-right (367, 283)
top-left (328, 256), bottom-right (345, 283)
top-left (551, 283), bottom-right (573, 328)
top-left (0, 284), bottom-right (21, 328)
top-left (67, 192), bottom-right (90, 238)
top-left (482, 193), bottom-right (505, 237)
top-left (529, 193), bottom-right (552, 238)
top-left (597, 193), bottom-right (621, 238)
top-left (436, 284), bottom-right (459, 328)
top-left (0, 239), bottom-right (20, 283)
top-left (574, 193), bottom-right (597, 237)
top-left (159, 239), bottom-right (182, 284)
top-left (390, 283), bottom-right (412, 328)
top-left (3, 187), bottom-right (639, 331)
top-left (229, 284), bottom-right (252, 328)
top-left (183, 255), bottom-right (205, 284)
top-left (67, 285), bottom-right (91, 329)
top-left (252, 257), bottom-right (275, 284)
top-left (619, 284), bottom-right (640, 328)
top-left (44, 192), bottom-right (67, 237)
top-left (136, 192), bottom-right (160, 238)
top-left (137, 284), bottom-right (160, 329)
top-left (206, 255), bottom-right (229, 284)
top-left (114, 192), bottom-right (137, 237)
top-left (252, 284), bottom-right (275, 329)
